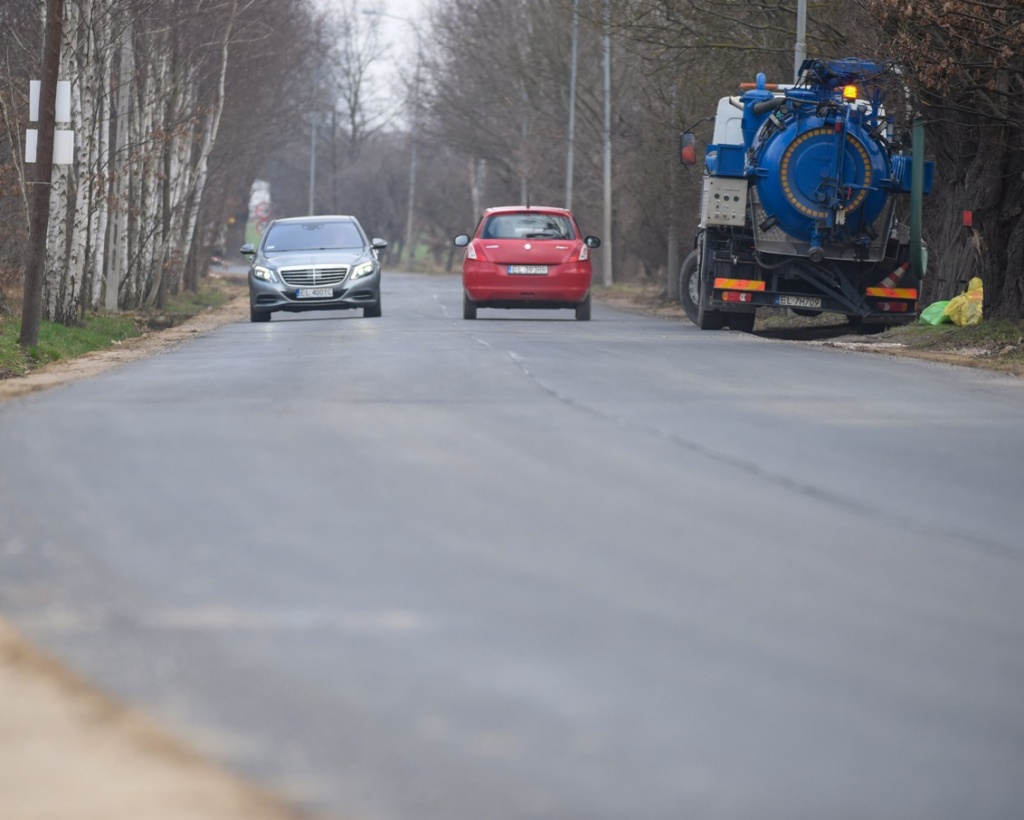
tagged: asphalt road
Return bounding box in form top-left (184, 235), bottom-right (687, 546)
top-left (2, 272), bottom-right (1023, 819)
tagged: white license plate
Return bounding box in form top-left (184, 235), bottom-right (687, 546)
top-left (777, 295), bottom-right (823, 309)
top-left (296, 287), bottom-right (333, 298)
top-left (508, 265), bottom-right (548, 275)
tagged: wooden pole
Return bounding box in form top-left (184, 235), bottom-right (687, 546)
top-left (20, 0), bottom-right (64, 347)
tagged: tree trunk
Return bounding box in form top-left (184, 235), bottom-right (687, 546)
top-left (927, 117), bottom-right (1024, 321)
top-left (180, 0), bottom-right (239, 293)
top-left (88, 18), bottom-right (112, 311)
top-left (41, 0), bottom-right (83, 326)
top-left (984, 126), bottom-right (1024, 321)
top-left (105, 23), bottom-right (133, 311)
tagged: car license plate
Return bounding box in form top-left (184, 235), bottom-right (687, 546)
top-left (777, 295), bottom-right (823, 309)
top-left (508, 265), bottom-right (548, 275)
top-left (297, 287), bottom-right (333, 298)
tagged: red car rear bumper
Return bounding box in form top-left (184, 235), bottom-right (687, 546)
top-left (464, 262), bottom-right (592, 305)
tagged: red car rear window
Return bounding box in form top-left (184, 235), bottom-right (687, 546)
top-left (482, 213), bottom-right (576, 240)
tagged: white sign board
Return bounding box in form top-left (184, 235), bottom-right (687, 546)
top-left (54, 130), bottom-right (74, 164)
top-left (29, 80), bottom-right (40, 121)
top-left (55, 81), bottom-right (71, 122)
top-left (29, 80), bottom-right (71, 121)
top-left (26, 80), bottom-right (74, 164)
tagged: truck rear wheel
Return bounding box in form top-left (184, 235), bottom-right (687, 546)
top-left (679, 249), bottom-right (724, 330)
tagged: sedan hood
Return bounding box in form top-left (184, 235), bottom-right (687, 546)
top-left (263, 248), bottom-right (368, 267)
top-left (474, 239), bottom-right (580, 266)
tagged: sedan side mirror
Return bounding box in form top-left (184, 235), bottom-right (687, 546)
top-left (453, 234), bottom-right (470, 247)
top-left (240, 243), bottom-right (255, 255)
top-left (584, 236), bottom-right (601, 249)
top-left (372, 238), bottom-right (388, 250)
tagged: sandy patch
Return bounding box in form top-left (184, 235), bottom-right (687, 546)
top-left (1, 294), bottom-right (328, 819)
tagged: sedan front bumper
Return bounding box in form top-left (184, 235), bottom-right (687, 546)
top-left (249, 271), bottom-right (380, 313)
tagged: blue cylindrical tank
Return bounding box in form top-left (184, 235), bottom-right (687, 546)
top-left (752, 109), bottom-right (891, 247)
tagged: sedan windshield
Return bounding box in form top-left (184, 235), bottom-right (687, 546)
top-left (482, 213), bottom-right (576, 240)
top-left (264, 221), bottom-right (365, 251)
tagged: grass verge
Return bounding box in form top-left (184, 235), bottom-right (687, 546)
top-left (1, 313), bottom-right (142, 378)
top-left (0, 277), bottom-right (243, 380)
top-left (594, 283), bottom-right (1024, 376)
top-left (882, 319), bottom-right (1024, 372)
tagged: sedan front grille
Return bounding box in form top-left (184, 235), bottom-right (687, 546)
top-left (279, 265), bottom-right (350, 287)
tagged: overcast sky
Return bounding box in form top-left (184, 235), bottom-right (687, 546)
top-left (318, 0), bottom-right (431, 119)
top-left (371, 0), bottom-right (429, 96)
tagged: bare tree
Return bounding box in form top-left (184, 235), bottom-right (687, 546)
top-left (422, 0), bottom-right (595, 209)
top-left (331, 0), bottom-right (389, 162)
top-left (417, 0), bottom-right (880, 285)
top-left (198, 0), bottom-right (328, 273)
top-left (865, 0), bottom-right (1024, 319)
top-left (595, 0), bottom-right (885, 282)
top-left (0, 0), bottom-right (328, 326)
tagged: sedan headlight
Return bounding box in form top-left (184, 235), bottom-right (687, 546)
top-left (350, 261), bottom-right (375, 280)
top-left (252, 265), bottom-right (277, 282)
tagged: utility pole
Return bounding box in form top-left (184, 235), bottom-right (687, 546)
top-left (565, 0), bottom-right (578, 211)
top-left (309, 117), bottom-right (317, 215)
top-left (20, 0), bottom-right (64, 347)
top-left (667, 84), bottom-right (679, 302)
top-left (406, 55), bottom-right (420, 267)
top-left (794, 0), bottom-right (807, 83)
top-left (601, 0), bottom-right (613, 287)
top-left (362, 9), bottom-right (420, 269)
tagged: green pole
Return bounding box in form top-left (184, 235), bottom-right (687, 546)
top-left (910, 116), bottom-right (924, 278)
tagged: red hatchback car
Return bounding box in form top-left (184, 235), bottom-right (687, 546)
top-left (454, 206), bottom-right (601, 320)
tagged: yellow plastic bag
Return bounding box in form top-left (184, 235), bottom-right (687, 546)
top-left (944, 277), bottom-right (984, 327)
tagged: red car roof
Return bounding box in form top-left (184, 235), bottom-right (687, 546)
top-left (481, 205), bottom-right (574, 216)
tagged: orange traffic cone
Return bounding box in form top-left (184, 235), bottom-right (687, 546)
top-left (879, 262), bottom-right (909, 289)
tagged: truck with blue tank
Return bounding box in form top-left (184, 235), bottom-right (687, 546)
top-left (679, 58), bottom-right (933, 332)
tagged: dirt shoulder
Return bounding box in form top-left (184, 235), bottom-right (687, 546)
top-left (0, 292), bottom-right (250, 402)
top-left (0, 620), bottom-right (313, 820)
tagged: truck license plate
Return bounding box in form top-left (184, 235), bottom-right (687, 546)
top-left (777, 295), bottom-right (823, 309)
top-left (297, 287), bottom-right (333, 298)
